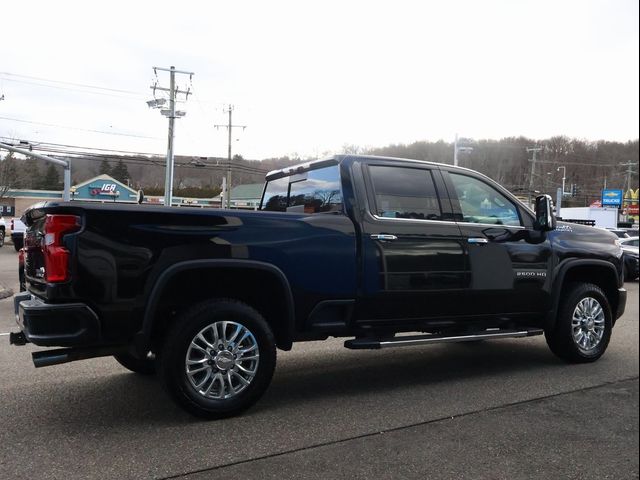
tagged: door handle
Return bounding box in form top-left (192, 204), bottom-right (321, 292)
top-left (468, 237), bottom-right (489, 244)
top-left (371, 234), bottom-right (398, 241)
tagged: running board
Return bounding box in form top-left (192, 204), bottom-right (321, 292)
top-left (344, 328), bottom-right (544, 350)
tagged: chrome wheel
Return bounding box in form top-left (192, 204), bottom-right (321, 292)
top-left (185, 321), bottom-right (260, 400)
top-left (571, 297), bottom-right (605, 354)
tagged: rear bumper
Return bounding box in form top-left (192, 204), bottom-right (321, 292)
top-left (13, 292), bottom-right (100, 347)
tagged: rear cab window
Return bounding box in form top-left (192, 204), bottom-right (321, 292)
top-left (367, 165), bottom-right (444, 221)
top-left (260, 164), bottom-right (343, 214)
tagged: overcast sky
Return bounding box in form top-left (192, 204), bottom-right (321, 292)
top-left (1, 0), bottom-right (638, 161)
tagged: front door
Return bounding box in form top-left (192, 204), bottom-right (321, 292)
top-left (442, 170), bottom-right (552, 316)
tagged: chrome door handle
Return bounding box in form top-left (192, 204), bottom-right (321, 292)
top-left (371, 234), bottom-right (398, 241)
top-left (468, 237), bottom-right (489, 244)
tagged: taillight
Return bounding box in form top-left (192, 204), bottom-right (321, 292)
top-left (43, 214), bottom-right (81, 283)
top-left (18, 248), bottom-right (25, 266)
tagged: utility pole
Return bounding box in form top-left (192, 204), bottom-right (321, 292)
top-left (454, 133), bottom-right (459, 167)
top-left (526, 146), bottom-right (543, 207)
top-left (620, 161), bottom-right (637, 193)
top-left (215, 105), bottom-right (246, 209)
top-left (148, 66), bottom-right (194, 207)
top-left (453, 133), bottom-right (473, 166)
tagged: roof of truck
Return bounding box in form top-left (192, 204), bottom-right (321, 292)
top-left (265, 154), bottom-right (451, 181)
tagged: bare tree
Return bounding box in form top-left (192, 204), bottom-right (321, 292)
top-left (0, 152), bottom-right (20, 199)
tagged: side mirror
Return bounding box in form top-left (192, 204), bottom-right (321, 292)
top-left (534, 194), bottom-right (556, 231)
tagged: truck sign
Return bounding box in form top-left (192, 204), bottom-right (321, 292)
top-left (602, 189), bottom-right (623, 207)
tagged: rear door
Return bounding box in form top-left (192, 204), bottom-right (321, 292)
top-left (356, 160), bottom-right (467, 325)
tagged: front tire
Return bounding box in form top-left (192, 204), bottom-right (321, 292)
top-left (545, 283), bottom-right (612, 363)
top-left (159, 299), bottom-right (276, 419)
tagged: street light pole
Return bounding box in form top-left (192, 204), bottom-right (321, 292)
top-left (557, 166), bottom-right (567, 195)
top-left (0, 142), bottom-right (71, 201)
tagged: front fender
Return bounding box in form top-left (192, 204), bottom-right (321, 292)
top-left (545, 258), bottom-right (622, 329)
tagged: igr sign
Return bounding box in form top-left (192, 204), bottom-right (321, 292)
top-left (90, 183), bottom-right (118, 196)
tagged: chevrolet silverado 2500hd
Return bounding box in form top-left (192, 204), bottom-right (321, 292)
top-left (10, 155), bottom-right (627, 419)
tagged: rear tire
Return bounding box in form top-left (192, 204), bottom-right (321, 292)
top-left (114, 352), bottom-right (156, 375)
top-left (545, 282), bottom-right (612, 363)
top-left (159, 299), bottom-right (276, 419)
top-left (0, 229), bottom-right (4, 247)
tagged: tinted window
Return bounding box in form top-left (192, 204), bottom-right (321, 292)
top-left (261, 177), bottom-right (289, 212)
top-left (369, 166), bottom-right (442, 220)
top-left (288, 165), bottom-right (343, 213)
top-left (450, 173), bottom-right (521, 226)
top-left (261, 165), bottom-right (343, 213)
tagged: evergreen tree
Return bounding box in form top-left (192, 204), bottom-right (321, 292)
top-left (99, 160), bottom-right (112, 176)
top-left (39, 164), bottom-right (62, 190)
top-left (20, 159), bottom-right (41, 189)
top-left (110, 159), bottom-right (130, 184)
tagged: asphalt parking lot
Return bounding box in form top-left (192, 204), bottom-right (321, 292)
top-left (0, 244), bottom-right (637, 480)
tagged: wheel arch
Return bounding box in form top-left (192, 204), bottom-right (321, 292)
top-left (547, 259), bottom-right (621, 329)
top-left (137, 260), bottom-right (295, 353)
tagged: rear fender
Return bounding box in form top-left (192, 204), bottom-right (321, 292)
top-left (136, 259), bottom-right (295, 353)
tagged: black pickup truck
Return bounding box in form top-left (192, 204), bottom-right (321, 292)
top-left (10, 155), bottom-right (627, 419)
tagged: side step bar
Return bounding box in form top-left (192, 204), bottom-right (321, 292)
top-left (344, 328), bottom-right (544, 350)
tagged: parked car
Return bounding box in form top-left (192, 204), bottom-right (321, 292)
top-left (10, 155), bottom-right (627, 419)
top-left (604, 228), bottom-right (631, 239)
top-left (10, 217), bottom-right (26, 251)
top-left (619, 237), bottom-right (639, 281)
top-left (0, 216), bottom-right (5, 247)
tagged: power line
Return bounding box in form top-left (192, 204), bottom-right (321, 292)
top-left (0, 137), bottom-right (162, 157)
top-left (532, 159), bottom-right (625, 168)
top-left (0, 72), bottom-right (142, 96)
top-left (18, 145), bottom-right (269, 175)
top-left (0, 116), bottom-right (160, 140)
top-left (0, 137), bottom-right (271, 173)
top-left (0, 77), bottom-right (145, 100)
